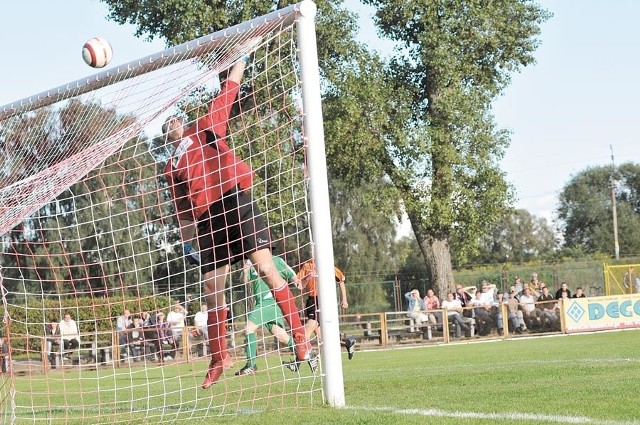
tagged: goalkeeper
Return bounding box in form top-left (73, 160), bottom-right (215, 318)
top-left (235, 257), bottom-right (313, 376)
top-left (163, 53), bottom-right (312, 389)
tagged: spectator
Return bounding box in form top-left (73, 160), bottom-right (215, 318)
top-left (555, 282), bottom-right (572, 300)
top-left (166, 303), bottom-right (187, 345)
top-left (404, 289), bottom-right (431, 326)
top-left (480, 280), bottom-right (497, 303)
top-left (441, 292), bottom-right (470, 338)
top-left (140, 311), bottom-right (154, 327)
top-left (529, 272), bottom-right (544, 293)
top-left (192, 304), bottom-right (209, 358)
top-left (469, 290), bottom-right (492, 335)
top-left (492, 291), bottom-right (508, 336)
top-left (507, 290), bottom-right (526, 333)
top-left (45, 321), bottom-right (60, 367)
top-left (126, 316), bottom-right (145, 360)
top-left (454, 284), bottom-right (472, 318)
top-left (573, 287), bottom-right (587, 298)
top-left (423, 289), bottom-right (442, 325)
top-left (513, 276), bottom-right (524, 294)
top-left (154, 312), bottom-right (177, 361)
top-left (518, 287), bottom-right (540, 331)
top-left (538, 286), bottom-right (559, 331)
top-left (58, 312), bottom-right (80, 357)
top-left (519, 282), bottom-right (540, 300)
top-left (116, 309), bottom-right (132, 358)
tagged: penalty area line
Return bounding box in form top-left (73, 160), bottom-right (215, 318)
top-left (348, 405), bottom-right (640, 425)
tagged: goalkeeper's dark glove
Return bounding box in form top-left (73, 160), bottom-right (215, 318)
top-left (183, 243), bottom-right (201, 266)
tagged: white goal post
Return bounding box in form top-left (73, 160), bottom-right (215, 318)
top-left (0, 1), bottom-right (344, 422)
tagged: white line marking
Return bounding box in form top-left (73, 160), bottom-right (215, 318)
top-left (349, 405), bottom-right (640, 425)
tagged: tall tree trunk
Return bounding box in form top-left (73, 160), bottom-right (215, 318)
top-left (422, 237), bottom-right (455, 298)
top-left (409, 215), bottom-right (455, 298)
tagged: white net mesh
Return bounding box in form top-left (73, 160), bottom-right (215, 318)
top-left (0, 4), bottom-right (322, 423)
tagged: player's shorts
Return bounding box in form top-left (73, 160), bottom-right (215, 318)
top-left (247, 301), bottom-right (286, 333)
top-left (197, 186), bottom-right (272, 274)
top-left (304, 296), bottom-right (319, 322)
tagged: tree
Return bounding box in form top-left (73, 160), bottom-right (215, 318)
top-left (334, 0), bottom-right (550, 296)
top-left (467, 209), bottom-right (557, 265)
top-left (557, 163), bottom-right (640, 256)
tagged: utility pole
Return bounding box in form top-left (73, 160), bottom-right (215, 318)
top-left (610, 145), bottom-right (620, 260)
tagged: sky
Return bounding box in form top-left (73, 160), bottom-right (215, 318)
top-left (2, 1), bottom-right (639, 225)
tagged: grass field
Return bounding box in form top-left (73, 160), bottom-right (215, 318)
top-left (5, 330), bottom-right (640, 424)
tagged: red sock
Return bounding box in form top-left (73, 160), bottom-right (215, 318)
top-left (272, 284), bottom-right (304, 338)
top-left (207, 307), bottom-right (227, 362)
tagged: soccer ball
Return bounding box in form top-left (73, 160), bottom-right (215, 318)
top-left (82, 37), bottom-right (113, 68)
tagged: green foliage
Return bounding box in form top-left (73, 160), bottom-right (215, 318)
top-left (465, 208), bottom-right (558, 265)
top-left (557, 162), bottom-right (640, 256)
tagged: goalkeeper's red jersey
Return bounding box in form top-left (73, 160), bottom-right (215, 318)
top-left (297, 260), bottom-right (345, 297)
top-left (165, 80), bottom-right (253, 222)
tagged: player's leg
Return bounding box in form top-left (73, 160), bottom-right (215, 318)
top-left (304, 296), bottom-right (320, 341)
top-left (236, 318), bottom-right (259, 376)
top-left (269, 324), bottom-right (293, 350)
top-left (201, 264), bottom-right (233, 389)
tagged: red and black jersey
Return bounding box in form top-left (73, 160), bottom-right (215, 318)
top-left (164, 80), bottom-right (253, 222)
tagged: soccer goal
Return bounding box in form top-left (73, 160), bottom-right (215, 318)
top-left (0, 1), bottom-right (344, 423)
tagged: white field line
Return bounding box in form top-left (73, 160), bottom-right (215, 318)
top-left (349, 405), bottom-right (640, 425)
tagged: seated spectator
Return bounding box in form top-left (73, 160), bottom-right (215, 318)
top-left (141, 311), bottom-right (154, 327)
top-left (126, 316), bottom-right (145, 360)
top-left (45, 321), bottom-right (60, 367)
top-left (493, 291), bottom-right (511, 336)
top-left (506, 290), bottom-right (525, 333)
top-left (469, 290), bottom-right (492, 336)
top-left (538, 286), bottom-right (559, 331)
top-left (480, 280), bottom-right (497, 303)
top-left (518, 287), bottom-right (540, 330)
top-left (555, 282), bottom-right (572, 299)
top-left (155, 312), bottom-right (177, 361)
top-left (58, 312), bottom-right (80, 357)
top-left (454, 284), bottom-right (473, 318)
top-left (405, 289), bottom-right (432, 326)
top-left (192, 304), bottom-right (208, 357)
top-left (116, 309), bottom-right (132, 359)
top-left (572, 287), bottom-right (587, 298)
top-left (423, 289), bottom-right (442, 326)
top-left (166, 303), bottom-right (187, 345)
top-left (513, 276), bottom-right (523, 294)
top-left (441, 292), bottom-right (469, 338)
top-left (529, 272), bottom-right (543, 293)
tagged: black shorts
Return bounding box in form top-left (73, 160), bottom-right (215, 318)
top-left (304, 296), bottom-right (319, 322)
top-left (197, 186), bottom-right (271, 274)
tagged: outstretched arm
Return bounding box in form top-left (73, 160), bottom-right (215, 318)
top-left (228, 59), bottom-right (247, 85)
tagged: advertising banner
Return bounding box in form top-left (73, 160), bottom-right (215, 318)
top-left (563, 294), bottom-right (640, 333)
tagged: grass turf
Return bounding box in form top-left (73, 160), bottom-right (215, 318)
top-left (4, 330), bottom-right (640, 424)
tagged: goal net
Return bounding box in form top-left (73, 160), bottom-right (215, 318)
top-left (0, 1), bottom-right (341, 423)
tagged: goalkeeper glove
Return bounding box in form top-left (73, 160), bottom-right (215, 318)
top-left (183, 243), bottom-right (201, 266)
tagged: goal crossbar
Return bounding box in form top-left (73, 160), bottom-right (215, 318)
top-left (0, 3), bottom-right (300, 120)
